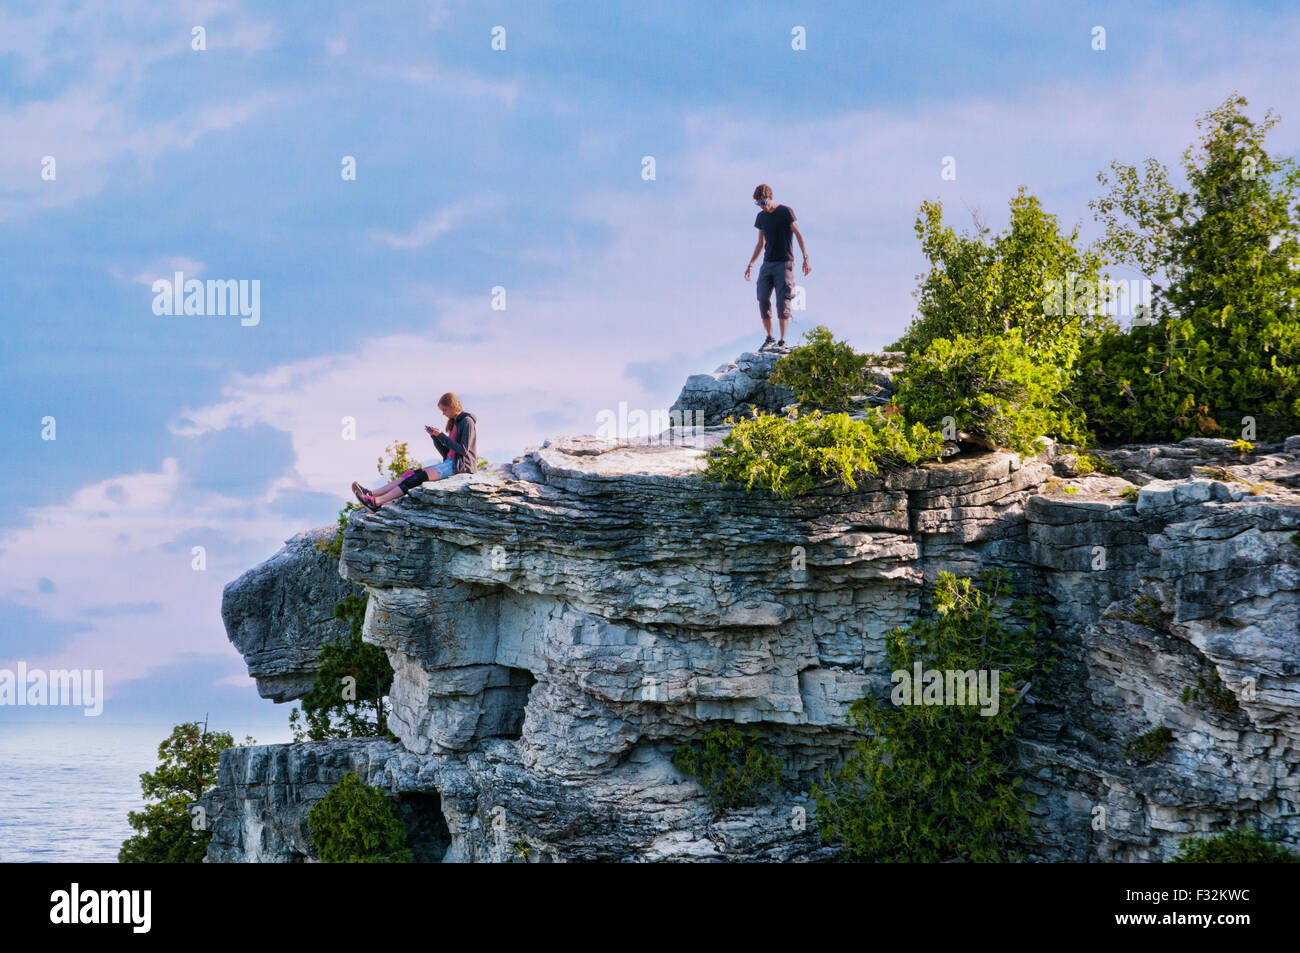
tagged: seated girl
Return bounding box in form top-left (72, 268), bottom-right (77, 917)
top-left (352, 392), bottom-right (478, 510)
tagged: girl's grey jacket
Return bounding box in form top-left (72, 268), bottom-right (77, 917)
top-left (432, 411), bottom-right (478, 475)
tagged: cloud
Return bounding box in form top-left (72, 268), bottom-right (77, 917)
top-left (208, 19), bottom-right (275, 53)
top-left (369, 206), bottom-right (466, 250)
top-left (81, 602), bottom-right (164, 618)
top-left (0, 455), bottom-right (306, 691)
top-left (367, 195), bottom-right (507, 250)
top-left (0, 89), bottom-right (275, 219)
top-left (0, 600), bottom-right (93, 661)
top-left (127, 256), bottom-right (207, 286)
top-left (0, 0), bottom-right (277, 220)
top-left (398, 63), bottom-right (520, 107)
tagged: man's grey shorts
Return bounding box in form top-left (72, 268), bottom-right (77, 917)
top-left (757, 259), bottom-right (795, 321)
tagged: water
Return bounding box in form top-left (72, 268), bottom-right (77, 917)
top-left (0, 721), bottom-right (290, 863)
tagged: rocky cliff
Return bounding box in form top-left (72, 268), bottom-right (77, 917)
top-left (202, 353), bottom-right (1300, 862)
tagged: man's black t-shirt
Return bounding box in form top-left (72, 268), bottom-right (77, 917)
top-left (755, 204), bottom-right (797, 262)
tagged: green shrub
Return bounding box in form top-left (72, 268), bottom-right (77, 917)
top-left (1120, 486), bottom-right (1140, 502)
top-left (319, 503), bottom-right (358, 559)
top-left (1124, 725), bottom-right (1174, 761)
top-left (1169, 827), bottom-right (1298, 863)
top-left (1083, 95), bottom-right (1300, 443)
top-left (1180, 670), bottom-right (1238, 713)
top-left (308, 771), bottom-right (412, 863)
top-left (769, 325), bottom-right (872, 413)
top-left (673, 725), bottom-right (783, 810)
top-left (895, 329), bottom-right (1086, 454)
top-left (1073, 452), bottom-right (1117, 475)
top-left (119, 721), bottom-right (250, 863)
top-left (702, 409), bottom-right (943, 499)
top-left (892, 187), bottom-right (1110, 371)
top-left (812, 571), bottom-right (1052, 862)
top-left (289, 593), bottom-right (396, 742)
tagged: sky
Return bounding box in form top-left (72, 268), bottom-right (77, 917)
top-left (1, 0), bottom-right (1298, 732)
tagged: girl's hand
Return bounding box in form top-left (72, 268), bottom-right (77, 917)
top-left (427, 425), bottom-right (442, 437)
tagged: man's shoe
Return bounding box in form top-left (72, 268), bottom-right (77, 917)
top-left (776, 339), bottom-right (787, 349)
top-left (759, 335), bottom-right (775, 351)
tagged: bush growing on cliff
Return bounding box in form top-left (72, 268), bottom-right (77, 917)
top-left (289, 593), bottom-right (396, 742)
top-left (889, 189), bottom-right (1108, 452)
top-left (770, 325), bottom-right (873, 413)
top-left (892, 188), bottom-right (1110, 370)
top-left (1123, 725), bottom-right (1174, 762)
top-left (1169, 827), bottom-right (1298, 863)
top-left (1081, 95), bottom-right (1300, 443)
top-left (308, 771), bottom-right (412, 863)
top-left (120, 720), bottom-right (252, 863)
top-left (811, 571), bottom-right (1051, 862)
top-left (673, 725), bottom-right (783, 810)
top-left (894, 328), bottom-right (1087, 454)
top-left (702, 408), bottom-right (943, 498)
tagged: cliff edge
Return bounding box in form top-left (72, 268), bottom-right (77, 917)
top-left (204, 352), bottom-right (1300, 862)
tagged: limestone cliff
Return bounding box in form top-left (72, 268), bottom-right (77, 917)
top-left (202, 353), bottom-right (1300, 862)
top-left (221, 527), bottom-right (363, 702)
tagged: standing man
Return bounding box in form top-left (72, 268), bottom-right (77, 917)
top-left (744, 184), bottom-right (810, 351)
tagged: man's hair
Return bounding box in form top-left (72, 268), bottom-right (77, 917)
top-left (438, 392), bottom-right (463, 415)
top-left (753, 184), bottom-right (773, 202)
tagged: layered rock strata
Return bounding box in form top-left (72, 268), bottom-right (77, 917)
top-left (203, 356), bottom-right (1300, 862)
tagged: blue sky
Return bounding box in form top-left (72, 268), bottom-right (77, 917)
top-left (1, 0), bottom-right (1297, 732)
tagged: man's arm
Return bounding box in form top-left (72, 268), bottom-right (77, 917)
top-left (744, 233), bottom-right (764, 281)
top-left (791, 223), bottom-right (810, 276)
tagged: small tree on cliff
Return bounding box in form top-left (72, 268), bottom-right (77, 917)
top-left (1082, 94), bottom-right (1300, 442)
top-left (119, 719), bottom-right (251, 863)
top-left (891, 188), bottom-right (1107, 450)
top-left (893, 187), bottom-right (1111, 370)
top-left (289, 592), bottom-right (396, 742)
top-left (811, 571), bottom-right (1052, 862)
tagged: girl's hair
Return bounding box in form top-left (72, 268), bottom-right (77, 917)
top-left (438, 392), bottom-right (463, 415)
